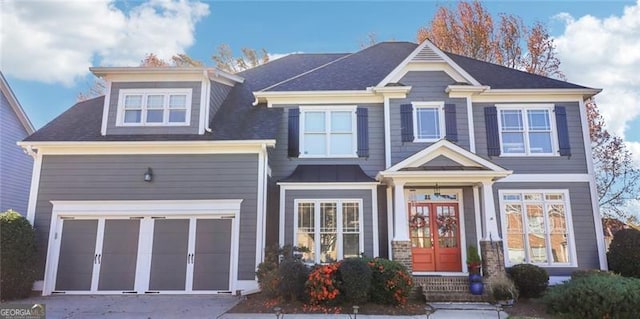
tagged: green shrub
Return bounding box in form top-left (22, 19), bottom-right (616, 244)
top-left (507, 263), bottom-right (549, 298)
top-left (337, 258), bottom-right (371, 304)
top-left (571, 269), bottom-right (614, 280)
top-left (490, 273), bottom-right (518, 301)
top-left (277, 259), bottom-right (309, 301)
top-left (543, 274), bottom-right (640, 318)
top-left (1, 210), bottom-right (38, 300)
top-left (466, 245), bottom-right (482, 274)
top-left (607, 228), bottom-right (640, 278)
top-left (256, 244), bottom-right (310, 297)
top-left (366, 258), bottom-right (413, 305)
top-left (306, 262), bottom-right (341, 305)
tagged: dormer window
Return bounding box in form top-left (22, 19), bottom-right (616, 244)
top-left (117, 89), bottom-right (192, 126)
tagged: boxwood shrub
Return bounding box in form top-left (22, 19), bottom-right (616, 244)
top-left (277, 259), bottom-right (309, 301)
top-left (1, 210), bottom-right (38, 300)
top-left (337, 258), bottom-right (371, 304)
top-left (543, 273), bottom-right (640, 318)
top-left (507, 263), bottom-right (548, 298)
top-left (607, 228), bottom-right (640, 278)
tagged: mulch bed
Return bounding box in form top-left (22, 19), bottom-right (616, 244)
top-left (228, 292), bottom-right (427, 316)
top-left (504, 298), bottom-right (555, 319)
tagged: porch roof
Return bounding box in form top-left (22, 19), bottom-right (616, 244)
top-left (279, 164), bottom-right (376, 183)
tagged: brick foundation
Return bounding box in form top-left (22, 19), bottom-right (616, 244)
top-left (480, 240), bottom-right (506, 278)
top-left (391, 240), bottom-right (412, 273)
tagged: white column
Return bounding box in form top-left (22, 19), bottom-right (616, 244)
top-left (482, 180), bottom-right (501, 241)
top-left (393, 181), bottom-right (409, 241)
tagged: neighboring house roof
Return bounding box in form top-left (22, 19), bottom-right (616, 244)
top-left (263, 42), bottom-right (418, 91)
top-left (280, 165), bottom-right (376, 183)
top-left (1, 72), bottom-right (35, 134)
top-left (443, 52), bottom-right (589, 89)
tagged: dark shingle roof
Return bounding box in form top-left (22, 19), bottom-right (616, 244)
top-left (280, 165), bottom-right (376, 183)
top-left (444, 52), bottom-right (589, 89)
top-left (264, 42), bottom-right (418, 91)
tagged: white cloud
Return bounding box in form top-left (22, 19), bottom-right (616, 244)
top-left (626, 141), bottom-right (640, 168)
top-left (0, 0), bottom-right (209, 86)
top-left (554, 1), bottom-right (640, 144)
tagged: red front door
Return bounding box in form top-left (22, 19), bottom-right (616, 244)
top-left (409, 202), bottom-right (462, 272)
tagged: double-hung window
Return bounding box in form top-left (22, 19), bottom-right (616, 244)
top-left (500, 190), bottom-right (576, 266)
top-left (300, 106), bottom-right (357, 157)
top-left (497, 104), bottom-right (556, 155)
top-left (118, 89), bottom-right (191, 126)
top-left (295, 199), bottom-right (363, 264)
top-left (413, 102), bottom-right (445, 142)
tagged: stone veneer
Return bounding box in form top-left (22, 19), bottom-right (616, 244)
top-left (480, 240), bottom-right (506, 278)
top-left (391, 240), bottom-right (412, 273)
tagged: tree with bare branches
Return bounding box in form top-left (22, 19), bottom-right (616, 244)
top-left (211, 44), bottom-right (269, 73)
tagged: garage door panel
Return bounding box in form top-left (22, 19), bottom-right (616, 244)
top-left (98, 219), bottom-right (140, 291)
top-left (55, 220), bottom-right (98, 291)
top-left (193, 219), bottom-right (232, 291)
top-left (149, 219), bottom-right (189, 291)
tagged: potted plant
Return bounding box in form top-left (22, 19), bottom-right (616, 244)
top-left (467, 245), bottom-right (483, 295)
top-left (490, 274), bottom-right (518, 306)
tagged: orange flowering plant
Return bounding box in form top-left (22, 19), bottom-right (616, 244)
top-left (306, 262), bottom-right (342, 305)
top-left (367, 258), bottom-right (414, 305)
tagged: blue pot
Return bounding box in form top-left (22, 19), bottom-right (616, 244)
top-left (469, 281), bottom-right (484, 295)
top-left (469, 273), bottom-right (482, 282)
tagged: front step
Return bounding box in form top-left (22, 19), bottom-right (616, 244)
top-left (415, 276), bottom-right (490, 302)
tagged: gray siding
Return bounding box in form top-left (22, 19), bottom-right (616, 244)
top-left (473, 102), bottom-right (588, 174)
top-left (106, 82), bottom-right (202, 135)
top-left (462, 187), bottom-right (478, 247)
top-left (33, 154), bottom-right (259, 280)
top-left (270, 104), bottom-right (385, 180)
top-left (0, 92), bottom-right (32, 215)
top-left (493, 182), bottom-right (599, 275)
top-left (209, 81), bottom-right (232, 123)
top-left (283, 189), bottom-right (374, 258)
top-left (389, 71), bottom-right (469, 166)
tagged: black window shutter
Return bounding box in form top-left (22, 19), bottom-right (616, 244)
top-left (444, 103), bottom-right (458, 142)
top-left (288, 108), bottom-right (300, 158)
top-left (400, 104), bottom-right (414, 142)
top-left (555, 105), bottom-right (571, 156)
top-left (356, 107), bottom-right (369, 158)
top-left (484, 106), bottom-right (501, 156)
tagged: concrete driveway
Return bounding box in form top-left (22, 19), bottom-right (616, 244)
top-left (16, 295), bottom-right (240, 319)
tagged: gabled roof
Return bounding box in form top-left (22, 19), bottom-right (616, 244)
top-left (1, 72), bottom-right (35, 134)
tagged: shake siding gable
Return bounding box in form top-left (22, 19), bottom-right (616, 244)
top-left (33, 154), bottom-right (259, 280)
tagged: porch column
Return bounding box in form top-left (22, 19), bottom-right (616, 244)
top-left (391, 181), bottom-right (412, 272)
top-left (480, 180), bottom-right (506, 278)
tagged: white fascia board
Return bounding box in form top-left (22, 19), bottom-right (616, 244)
top-left (50, 199), bottom-right (243, 216)
top-left (471, 89), bottom-right (601, 103)
top-left (254, 90), bottom-right (383, 107)
top-left (18, 140), bottom-right (276, 155)
top-left (377, 170), bottom-right (512, 180)
top-left (91, 67), bottom-right (243, 85)
top-left (0, 72), bottom-right (35, 133)
top-left (446, 85), bottom-right (490, 98)
top-left (500, 174), bottom-right (591, 183)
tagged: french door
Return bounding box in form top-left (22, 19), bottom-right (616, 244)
top-left (409, 202), bottom-right (462, 272)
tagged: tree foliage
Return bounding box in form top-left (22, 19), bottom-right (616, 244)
top-left (588, 100), bottom-right (640, 219)
top-left (211, 44), bottom-right (269, 73)
top-left (416, 0), bottom-right (564, 79)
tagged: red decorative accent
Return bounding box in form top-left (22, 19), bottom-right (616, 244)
top-left (410, 214), bottom-right (427, 229)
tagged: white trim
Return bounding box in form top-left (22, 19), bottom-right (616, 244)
top-left (393, 181), bottom-right (409, 241)
top-left (49, 199), bottom-right (242, 215)
top-left (501, 174), bottom-right (591, 183)
top-left (0, 72), bottom-right (35, 133)
top-left (371, 186), bottom-right (379, 257)
top-left (549, 276), bottom-right (571, 285)
top-left (255, 146), bottom-right (267, 267)
top-left (470, 92), bottom-right (599, 104)
top-left (293, 198), bottom-right (364, 263)
top-left (466, 96), bottom-right (476, 153)
top-left (279, 183), bottom-right (378, 189)
top-left (279, 185), bottom-right (286, 247)
top-left (115, 88), bottom-right (192, 127)
top-left (498, 189), bottom-right (578, 268)
top-left (482, 181), bottom-right (500, 241)
top-left (383, 96), bottom-right (392, 169)
top-left (386, 186), bottom-right (394, 259)
top-left (255, 90), bottom-right (384, 107)
top-left (412, 101), bottom-right (445, 143)
top-left (298, 105), bottom-right (358, 158)
top-left (473, 185), bottom-right (482, 250)
top-left (26, 152), bottom-right (42, 224)
top-left (19, 140), bottom-right (275, 156)
top-left (90, 67), bottom-right (244, 85)
top-left (495, 104), bottom-right (559, 157)
top-left (100, 79), bottom-right (111, 136)
top-left (198, 73), bottom-right (209, 135)
top-left (579, 99), bottom-right (608, 270)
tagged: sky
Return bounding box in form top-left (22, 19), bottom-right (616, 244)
top-left (2, 0), bottom-right (640, 166)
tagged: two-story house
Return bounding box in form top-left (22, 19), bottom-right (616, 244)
top-left (20, 40), bottom-right (606, 296)
top-left (1, 71), bottom-right (35, 216)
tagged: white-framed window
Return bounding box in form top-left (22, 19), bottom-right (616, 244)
top-left (299, 106), bottom-right (357, 158)
top-left (117, 89), bottom-right (192, 126)
top-left (412, 101), bottom-right (445, 142)
top-left (497, 104), bottom-right (557, 156)
top-left (294, 199), bottom-right (363, 264)
top-left (499, 190), bottom-right (576, 267)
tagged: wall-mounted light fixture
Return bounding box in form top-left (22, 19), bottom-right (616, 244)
top-left (144, 167), bottom-right (153, 182)
top-left (433, 183), bottom-right (441, 197)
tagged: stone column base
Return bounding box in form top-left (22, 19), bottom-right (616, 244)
top-left (480, 240), bottom-right (506, 278)
top-left (391, 240), bottom-right (412, 273)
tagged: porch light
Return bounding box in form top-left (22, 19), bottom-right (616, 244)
top-left (433, 183), bottom-right (441, 197)
top-left (144, 167), bottom-right (153, 182)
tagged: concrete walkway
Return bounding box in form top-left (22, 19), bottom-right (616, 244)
top-left (12, 296), bottom-right (508, 319)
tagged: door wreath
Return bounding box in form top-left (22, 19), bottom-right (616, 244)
top-left (410, 214), bottom-right (427, 229)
